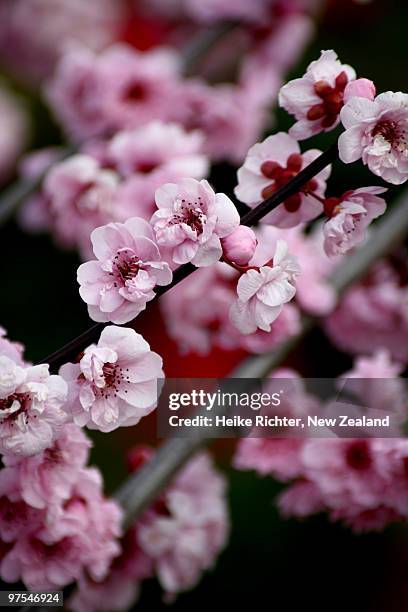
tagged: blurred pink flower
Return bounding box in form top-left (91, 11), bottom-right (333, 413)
top-left (2, 424), bottom-right (91, 510)
top-left (44, 154), bottom-right (120, 258)
top-left (0, 358), bottom-right (67, 457)
top-left (230, 240), bottom-right (300, 334)
top-left (279, 49), bottom-right (356, 139)
top-left (60, 326), bottom-right (163, 433)
top-left (324, 258), bottom-right (408, 362)
top-left (110, 121), bottom-right (209, 219)
top-left (0, 0), bottom-right (125, 81)
top-left (151, 178), bottom-right (240, 266)
top-left (235, 132), bottom-right (331, 228)
top-left (1, 467), bottom-right (122, 590)
top-left (137, 452), bottom-right (229, 599)
top-left (78, 217), bottom-right (172, 324)
top-left (69, 527), bottom-right (153, 612)
top-left (47, 44), bottom-right (182, 141)
top-left (339, 92), bottom-right (408, 184)
top-left (323, 186), bottom-right (387, 257)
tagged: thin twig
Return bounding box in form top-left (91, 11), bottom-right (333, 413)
top-left (43, 143), bottom-right (339, 372)
top-left (113, 191), bottom-right (408, 526)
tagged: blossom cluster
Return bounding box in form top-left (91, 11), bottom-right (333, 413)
top-left (69, 449), bottom-right (229, 611)
top-left (234, 351), bottom-right (408, 532)
top-left (0, 329), bottom-right (123, 592)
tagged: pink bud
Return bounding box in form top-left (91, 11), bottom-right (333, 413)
top-left (221, 226), bottom-right (257, 266)
top-left (344, 78), bottom-right (376, 103)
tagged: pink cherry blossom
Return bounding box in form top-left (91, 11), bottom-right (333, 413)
top-left (78, 217), bottom-right (172, 324)
top-left (221, 225), bottom-right (258, 266)
top-left (0, 327), bottom-right (25, 366)
top-left (234, 370), bottom-right (321, 480)
top-left (279, 50), bottom-right (357, 139)
top-left (137, 452), bottom-right (229, 599)
top-left (151, 178), bottom-right (240, 267)
top-left (110, 121), bottom-right (209, 220)
top-left (44, 154), bottom-right (120, 258)
top-left (1, 467), bottom-right (122, 590)
top-left (1, 424), bottom-right (91, 510)
top-left (60, 326), bottom-right (163, 433)
top-left (337, 350), bottom-right (405, 418)
top-left (324, 257), bottom-right (408, 362)
top-left (237, 303), bottom-right (301, 354)
top-left (69, 527), bottom-right (153, 612)
top-left (235, 132), bottom-right (331, 228)
top-left (253, 224), bottom-right (337, 316)
top-left (230, 240), bottom-right (300, 334)
top-left (47, 44), bottom-right (181, 142)
top-left (171, 79), bottom-right (273, 164)
top-left (323, 186), bottom-right (387, 257)
top-left (0, 358), bottom-right (68, 457)
top-left (339, 92), bottom-right (408, 184)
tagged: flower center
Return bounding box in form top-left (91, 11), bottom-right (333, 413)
top-left (261, 153), bottom-right (318, 212)
top-left (98, 363), bottom-right (131, 399)
top-left (170, 198), bottom-right (206, 235)
top-left (111, 249), bottom-right (141, 286)
top-left (306, 71), bottom-right (348, 128)
top-left (372, 120), bottom-right (407, 151)
top-left (0, 393), bottom-right (29, 423)
top-left (346, 440), bottom-right (372, 471)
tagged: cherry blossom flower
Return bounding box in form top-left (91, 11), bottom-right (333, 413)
top-left (1, 468), bottom-right (122, 590)
top-left (324, 257), bottom-right (408, 362)
top-left (230, 240), bottom-right (300, 334)
top-left (78, 217), bottom-right (172, 324)
top-left (0, 358), bottom-right (68, 457)
top-left (0, 0), bottom-right (125, 82)
top-left (44, 154), bottom-right (120, 258)
top-left (235, 132), bottom-right (331, 228)
top-left (339, 92), bottom-right (408, 184)
top-left (279, 50), bottom-right (357, 139)
top-left (221, 226), bottom-right (258, 266)
top-left (69, 527), bottom-right (153, 612)
top-left (253, 224), bottom-right (337, 316)
top-left (1, 424), bottom-right (91, 510)
top-left (60, 326), bottom-right (163, 433)
top-left (137, 452), bottom-right (229, 600)
top-left (110, 121), bottom-right (209, 220)
top-left (323, 186), bottom-right (387, 257)
top-left (151, 178), bottom-right (240, 267)
top-left (47, 44), bottom-right (181, 141)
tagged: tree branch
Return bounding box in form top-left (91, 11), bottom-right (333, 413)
top-left (43, 143), bottom-right (339, 372)
top-left (114, 191), bottom-right (408, 527)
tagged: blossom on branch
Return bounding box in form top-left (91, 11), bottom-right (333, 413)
top-left (235, 132), bottom-right (331, 228)
top-left (78, 217), bottom-right (172, 324)
top-left (230, 240), bottom-right (300, 334)
top-left (151, 178), bottom-right (240, 266)
top-left (323, 186), bottom-right (387, 257)
top-left (339, 91), bottom-right (408, 184)
top-left (60, 326), bottom-right (163, 433)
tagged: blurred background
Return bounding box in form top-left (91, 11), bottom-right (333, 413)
top-left (0, 0), bottom-right (407, 610)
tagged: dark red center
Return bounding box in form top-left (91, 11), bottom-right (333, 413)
top-left (261, 153), bottom-right (318, 212)
top-left (346, 440), bottom-right (372, 471)
top-left (307, 71), bottom-right (349, 128)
